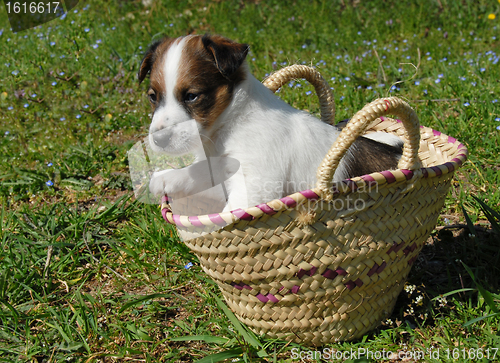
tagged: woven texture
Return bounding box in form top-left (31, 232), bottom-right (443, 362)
top-left (263, 65), bottom-right (336, 125)
top-left (160, 67), bottom-right (468, 345)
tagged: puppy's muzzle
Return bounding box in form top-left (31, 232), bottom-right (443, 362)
top-left (151, 128), bottom-right (172, 149)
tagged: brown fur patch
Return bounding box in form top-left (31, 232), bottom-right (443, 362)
top-left (345, 136), bottom-right (403, 178)
top-left (139, 37), bottom-right (176, 110)
top-left (174, 35), bottom-right (247, 129)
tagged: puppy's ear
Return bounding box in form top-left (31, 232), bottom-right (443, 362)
top-left (202, 34), bottom-right (249, 80)
top-left (138, 39), bottom-right (164, 84)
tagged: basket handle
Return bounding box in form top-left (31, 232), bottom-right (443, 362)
top-left (263, 65), bottom-right (336, 125)
top-left (315, 97), bottom-right (421, 200)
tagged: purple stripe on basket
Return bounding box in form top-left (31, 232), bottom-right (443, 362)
top-left (322, 268), bottom-right (338, 279)
top-left (256, 293), bottom-right (268, 303)
top-left (388, 243), bottom-right (403, 254)
top-left (309, 266), bottom-right (317, 276)
top-left (451, 157), bottom-right (463, 166)
top-left (433, 130), bottom-right (442, 137)
top-left (291, 285), bottom-right (300, 294)
top-left (444, 162), bottom-right (455, 172)
top-left (208, 213), bottom-right (227, 226)
top-left (343, 179), bottom-right (358, 191)
top-left (345, 281), bottom-right (356, 290)
top-left (161, 195), bottom-right (169, 203)
top-left (457, 143), bottom-right (466, 150)
top-left (280, 196), bottom-right (297, 208)
top-left (257, 203), bottom-right (277, 215)
top-left (231, 282), bottom-right (243, 290)
top-left (403, 243), bottom-right (417, 256)
top-left (231, 208), bottom-right (254, 221)
top-left (279, 286), bottom-right (285, 291)
top-left (297, 269), bottom-right (307, 279)
top-left (422, 168), bottom-right (429, 178)
top-left (377, 261), bottom-right (387, 274)
top-left (380, 116), bottom-right (385, 121)
top-left (408, 256), bottom-right (418, 265)
top-left (361, 174), bottom-right (378, 187)
top-left (377, 261), bottom-right (387, 273)
top-left (300, 189), bottom-right (320, 200)
top-left (367, 264), bottom-right (379, 277)
top-left (448, 136), bottom-right (457, 144)
top-left (380, 170), bottom-right (397, 184)
top-left (431, 166), bottom-right (443, 177)
top-left (267, 293), bottom-right (279, 303)
top-left (172, 214), bottom-right (185, 228)
top-left (336, 268), bottom-right (347, 276)
top-left (243, 284), bottom-right (252, 290)
top-left (188, 216), bottom-right (204, 227)
top-left (401, 169), bottom-right (414, 180)
top-left (355, 278), bottom-right (363, 287)
top-left (161, 208), bottom-right (169, 223)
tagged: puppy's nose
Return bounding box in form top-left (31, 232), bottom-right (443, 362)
top-left (151, 128), bottom-right (172, 148)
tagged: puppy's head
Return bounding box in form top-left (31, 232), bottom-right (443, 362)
top-left (138, 34), bottom-right (249, 155)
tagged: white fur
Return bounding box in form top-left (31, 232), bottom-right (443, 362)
top-left (149, 39), bottom-right (402, 212)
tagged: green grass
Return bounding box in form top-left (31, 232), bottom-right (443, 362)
top-left (1, 0), bottom-right (500, 361)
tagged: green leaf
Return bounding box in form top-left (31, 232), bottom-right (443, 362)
top-left (170, 335), bottom-right (229, 345)
top-left (461, 204), bottom-right (476, 237)
top-left (195, 347), bottom-right (244, 363)
top-left (472, 196), bottom-right (500, 233)
top-left (212, 294), bottom-right (267, 356)
top-left (431, 288), bottom-right (475, 300)
top-left (462, 262), bottom-right (499, 314)
top-left (464, 312), bottom-right (500, 327)
top-left (119, 293), bottom-right (172, 313)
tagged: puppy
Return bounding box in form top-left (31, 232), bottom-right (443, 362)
top-left (138, 34), bottom-right (403, 212)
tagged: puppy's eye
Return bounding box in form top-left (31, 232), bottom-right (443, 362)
top-left (148, 90), bottom-right (157, 104)
top-left (184, 93), bottom-right (199, 103)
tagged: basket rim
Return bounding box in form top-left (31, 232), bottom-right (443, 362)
top-left (160, 121), bottom-right (468, 228)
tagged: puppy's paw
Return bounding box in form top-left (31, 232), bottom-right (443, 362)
top-left (149, 169), bottom-right (173, 197)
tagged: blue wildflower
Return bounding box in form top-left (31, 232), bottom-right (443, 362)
top-left (11, 70), bottom-right (19, 76)
top-left (463, 102), bottom-right (470, 106)
top-left (495, 117), bottom-right (500, 122)
top-left (50, 41), bottom-right (55, 46)
top-left (435, 79), bottom-right (441, 84)
top-left (47, 162), bottom-right (53, 167)
top-left (305, 90), bottom-right (312, 95)
top-left (46, 180), bottom-right (54, 187)
top-left (76, 114), bottom-right (81, 119)
top-left (24, 103), bottom-right (29, 108)
top-left (480, 67), bottom-right (486, 72)
top-left (52, 81), bottom-right (57, 86)
top-left (4, 131), bottom-right (9, 135)
top-left (184, 262), bottom-right (193, 269)
top-left (60, 117), bottom-right (66, 121)
top-left (497, 126), bottom-right (500, 131)
top-left (415, 80), bottom-right (420, 86)
top-left (7, 106), bottom-right (13, 110)
top-left (84, 28), bottom-right (90, 32)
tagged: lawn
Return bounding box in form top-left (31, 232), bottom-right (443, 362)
top-left (0, 0), bottom-right (499, 362)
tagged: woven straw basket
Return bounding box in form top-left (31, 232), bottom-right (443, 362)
top-left (160, 65), bottom-right (468, 345)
